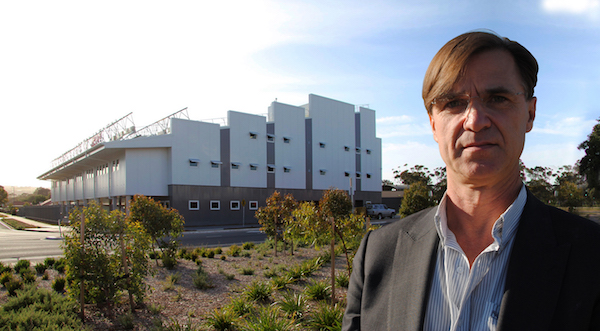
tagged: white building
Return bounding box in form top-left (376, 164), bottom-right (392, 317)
top-left (39, 94), bottom-right (382, 227)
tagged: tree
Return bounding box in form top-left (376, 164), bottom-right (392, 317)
top-left (33, 187), bottom-right (51, 198)
top-left (393, 164), bottom-right (432, 185)
top-left (128, 195), bottom-right (184, 264)
top-left (431, 167), bottom-right (447, 203)
top-left (557, 181), bottom-right (584, 212)
top-left (0, 186), bottom-right (7, 206)
top-left (579, 118), bottom-right (600, 201)
top-left (399, 181), bottom-right (436, 217)
top-left (255, 191), bottom-right (298, 256)
top-left (524, 166), bottom-right (556, 204)
top-left (63, 201), bottom-right (151, 308)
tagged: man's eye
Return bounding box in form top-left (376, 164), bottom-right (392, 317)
top-left (444, 99), bottom-right (466, 110)
top-left (488, 95), bottom-right (509, 104)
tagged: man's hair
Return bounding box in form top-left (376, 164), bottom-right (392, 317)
top-left (422, 31), bottom-right (538, 114)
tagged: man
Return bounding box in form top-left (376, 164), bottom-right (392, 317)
top-left (343, 31), bottom-right (600, 331)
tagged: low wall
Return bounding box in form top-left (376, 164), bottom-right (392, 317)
top-left (17, 205), bottom-right (63, 224)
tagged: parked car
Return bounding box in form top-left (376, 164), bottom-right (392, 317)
top-left (366, 204), bottom-right (396, 219)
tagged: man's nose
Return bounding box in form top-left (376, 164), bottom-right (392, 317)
top-left (463, 98), bottom-right (491, 132)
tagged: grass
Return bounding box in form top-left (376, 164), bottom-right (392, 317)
top-left (0, 218), bottom-right (37, 230)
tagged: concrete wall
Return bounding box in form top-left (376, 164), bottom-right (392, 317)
top-left (227, 111), bottom-right (267, 188)
top-left (125, 148), bottom-right (170, 196)
top-left (359, 107), bottom-right (382, 192)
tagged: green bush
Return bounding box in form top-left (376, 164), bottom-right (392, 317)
top-left (277, 291), bottom-right (307, 319)
top-left (118, 312), bottom-right (135, 330)
top-left (305, 280), bottom-right (331, 301)
top-left (243, 281), bottom-right (272, 303)
top-left (263, 269), bottom-right (278, 278)
top-left (43, 257), bottom-right (56, 268)
top-left (242, 242), bottom-right (255, 250)
top-left (34, 262), bottom-right (47, 274)
top-left (20, 269), bottom-right (36, 284)
top-left (243, 305), bottom-right (297, 331)
top-left (162, 251), bottom-right (178, 270)
top-left (335, 272), bottom-right (350, 288)
top-left (5, 278), bottom-right (24, 296)
top-left (228, 244), bottom-right (242, 257)
top-left (0, 285), bottom-right (84, 330)
top-left (214, 247), bottom-right (223, 255)
top-left (54, 258), bottom-right (66, 273)
top-left (308, 303), bottom-right (344, 331)
top-left (220, 255), bottom-right (227, 261)
top-left (1, 270), bottom-right (15, 287)
top-left (227, 296), bottom-right (254, 317)
top-left (52, 277), bottom-right (66, 293)
top-left (271, 275), bottom-right (294, 290)
top-left (207, 250), bottom-right (215, 259)
top-left (205, 308), bottom-right (238, 331)
top-left (14, 259), bottom-right (31, 275)
top-left (240, 267), bottom-right (254, 275)
top-left (193, 265), bottom-right (212, 289)
top-left (0, 261), bottom-right (12, 274)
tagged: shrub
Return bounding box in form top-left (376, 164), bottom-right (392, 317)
top-left (0, 261), bottom-right (12, 274)
top-left (34, 262), bottom-right (47, 274)
top-left (20, 269), bottom-right (36, 284)
top-left (0, 285), bottom-right (84, 330)
top-left (335, 272), bottom-right (350, 288)
top-left (277, 291), bottom-right (307, 319)
top-left (118, 312), bottom-right (135, 330)
top-left (1, 271), bottom-right (15, 287)
top-left (5, 278), bottom-right (23, 296)
top-left (43, 257), bottom-right (56, 268)
top-left (308, 303), bottom-right (344, 331)
top-left (242, 242), bottom-right (255, 250)
top-left (14, 259), bottom-right (30, 275)
top-left (162, 317), bottom-right (202, 331)
top-left (227, 296), bottom-right (254, 317)
top-left (305, 280), bottom-right (331, 301)
top-left (286, 264), bottom-right (305, 280)
top-left (214, 247), bottom-right (223, 255)
top-left (224, 273), bottom-right (236, 281)
top-left (271, 275), bottom-right (294, 290)
top-left (206, 250), bottom-right (215, 259)
top-left (240, 267), bottom-right (255, 275)
top-left (263, 269), bottom-right (278, 278)
top-left (243, 281), bottom-right (272, 303)
top-left (52, 277), bottom-right (66, 293)
top-left (241, 251), bottom-right (252, 258)
top-left (148, 303), bottom-right (163, 315)
top-left (205, 308), bottom-right (238, 331)
top-left (193, 265), bottom-right (212, 289)
top-left (54, 258), bottom-right (66, 273)
top-left (228, 244), bottom-right (241, 257)
top-left (220, 255), bottom-right (227, 261)
top-left (162, 252), bottom-right (178, 270)
top-left (243, 305), bottom-right (297, 331)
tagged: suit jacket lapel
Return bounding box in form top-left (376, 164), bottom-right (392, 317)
top-left (389, 207), bottom-right (440, 330)
top-left (498, 193), bottom-right (571, 330)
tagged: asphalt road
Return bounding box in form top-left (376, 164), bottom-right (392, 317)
top-left (180, 227), bottom-right (267, 247)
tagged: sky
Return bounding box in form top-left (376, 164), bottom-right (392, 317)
top-left (1, 0), bottom-right (599, 188)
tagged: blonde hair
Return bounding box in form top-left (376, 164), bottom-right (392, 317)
top-left (422, 31), bottom-right (538, 114)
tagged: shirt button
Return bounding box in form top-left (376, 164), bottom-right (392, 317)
top-left (457, 266), bottom-right (465, 274)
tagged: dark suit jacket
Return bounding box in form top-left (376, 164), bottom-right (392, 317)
top-left (343, 192), bottom-right (600, 330)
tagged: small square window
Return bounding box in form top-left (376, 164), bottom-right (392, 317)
top-left (249, 132), bottom-right (258, 139)
top-left (231, 162), bottom-right (240, 170)
top-left (319, 142), bottom-right (326, 148)
top-left (366, 173), bottom-right (372, 179)
top-left (366, 149), bottom-right (372, 155)
top-left (283, 137), bottom-right (290, 143)
top-left (189, 200), bottom-right (199, 210)
top-left (189, 158), bottom-right (200, 166)
top-left (356, 147), bottom-right (361, 154)
top-left (230, 201), bottom-right (240, 210)
top-left (344, 146), bottom-right (350, 152)
top-left (250, 164), bottom-right (258, 170)
top-left (344, 172), bottom-right (350, 177)
top-left (210, 200), bottom-right (220, 210)
top-left (283, 166), bottom-right (291, 173)
top-left (267, 165), bottom-right (275, 173)
top-left (356, 172), bottom-right (361, 178)
top-left (267, 134), bottom-right (275, 142)
top-left (211, 160), bottom-right (222, 168)
top-left (320, 169), bottom-right (327, 175)
top-left (249, 201), bottom-right (259, 210)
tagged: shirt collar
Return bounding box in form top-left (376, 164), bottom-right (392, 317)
top-left (434, 184), bottom-right (527, 251)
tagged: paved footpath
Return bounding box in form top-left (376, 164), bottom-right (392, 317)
top-left (0, 213), bottom-right (65, 265)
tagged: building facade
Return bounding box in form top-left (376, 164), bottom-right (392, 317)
top-left (39, 94), bottom-right (382, 227)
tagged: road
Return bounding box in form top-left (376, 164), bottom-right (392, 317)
top-left (0, 226), bottom-right (267, 265)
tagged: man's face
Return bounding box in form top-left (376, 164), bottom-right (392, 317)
top-left (428, 49), bottom-right (536, 187)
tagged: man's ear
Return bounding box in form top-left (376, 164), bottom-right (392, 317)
top-left (526, 97), bottom-right (536, 133)
top-left (429, 112), bottom-right (438, 142)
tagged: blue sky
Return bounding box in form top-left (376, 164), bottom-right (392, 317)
top-left (1, 0), bottom-right (598, 188)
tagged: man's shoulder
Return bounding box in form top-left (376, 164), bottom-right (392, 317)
top-left (369, 206), bottom-right (438, 243)
top-left (544, 204), bottom-right (600, 243)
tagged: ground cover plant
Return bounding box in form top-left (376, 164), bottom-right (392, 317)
top-left (0, 239), bottom-right (354, 330)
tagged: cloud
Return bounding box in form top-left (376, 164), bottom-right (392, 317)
top-left (531, 117), bottom-right (597, 137)
top-left (381, 141), bottom-right (444, 180)
top-left (541, 0), bottom-right (600, 19)
top-left (522, 143), bottom-right (585, 168)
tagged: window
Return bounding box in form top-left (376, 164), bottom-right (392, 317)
top-left (356, 172), bottom-right (361, 178)
top-left (366, 149), bottom-right (372, 155)
top-left (366, 173), bottom-right (372, 179)
top-left (356, 147), bottom-right (361, 154)
top-left (189, 158), bottom-right (200, 166)
top-left (283, 166), bottom-right (291, 173)
top-left (189, 200), bottom-right (199, 210)
top-left (267, 134), bottom-right (275, 142)
top-left (320, 169), bottom-right (327, 175)
top-left (344, 146), bottom-right (350, 152)
top-left (249, 201), bottom-right (259, 210)
top-left (230, 201), bottom-right (240, 210)
top-left (249, 132), bottom-right (258, 139)
top-left (344, 172), bottom-right (350, 177)
top-left (267, 165), bottom-right (275, 173)
top-left (283, 137), bottom-right (290, 143)
top-left (319, 142), bottom-right (326, 148)
top-left (211, 160), bottom-right (222, 168)
top-left (210, 200), bottom-right (220, 210)
top-left (250, 164), bottom-right (258, 170)
top-left (231, 162), bottom-right (241, 170)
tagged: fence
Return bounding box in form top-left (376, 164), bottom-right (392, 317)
top-left (17, 205), bottom-right (63, 224)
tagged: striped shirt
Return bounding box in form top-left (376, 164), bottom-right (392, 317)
top-left (423, 185), bottom-right (527, 331)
